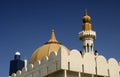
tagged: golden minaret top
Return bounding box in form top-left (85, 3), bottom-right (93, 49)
top-left (82, 9), bottom-right (92, 31)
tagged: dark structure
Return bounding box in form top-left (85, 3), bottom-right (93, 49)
top-left (9, 52), bottom-right (25, 76)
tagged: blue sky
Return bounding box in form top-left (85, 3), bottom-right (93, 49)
top-left (0, 0), bottom-right (120, 77)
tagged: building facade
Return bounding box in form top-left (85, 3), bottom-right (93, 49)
top-left (9, 11), bottom-right (120, 77)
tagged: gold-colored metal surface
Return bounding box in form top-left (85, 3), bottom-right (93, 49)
top-left (30, 30), bottom-right (70, 64)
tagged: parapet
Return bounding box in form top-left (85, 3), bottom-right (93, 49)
top-left (10, 47), bottom-right (120, 77)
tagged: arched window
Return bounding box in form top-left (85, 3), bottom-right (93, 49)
top-left (87, 44), bottom-right (89, 52)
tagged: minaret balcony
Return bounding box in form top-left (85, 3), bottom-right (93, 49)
top-left (79, 30), bottom-right (96, 40)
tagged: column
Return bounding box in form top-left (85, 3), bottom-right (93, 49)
top-left (92, 74), bottom-right (94, 77)
top-left (64, 70), bottom-right (67, 77)
top-left (78, 72), bottom-right (81, 77)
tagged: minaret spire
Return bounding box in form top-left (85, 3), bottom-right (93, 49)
top-left (85, 8), bottom-right (88, 15)
top-left (79, 10), bottom-right (96, 53)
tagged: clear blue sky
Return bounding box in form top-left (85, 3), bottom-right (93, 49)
top-left (0, 0), bottom-right (120, 77)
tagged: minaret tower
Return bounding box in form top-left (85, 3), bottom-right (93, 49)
top-left (9, 51), bottom-right (25, 76)
top-left (79, 10), bottom-right (96, 53)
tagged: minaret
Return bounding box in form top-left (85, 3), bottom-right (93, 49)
top-left (79, 10), bottom-right (96, 53)
top-left (9, 51), bottom-right (25, 76)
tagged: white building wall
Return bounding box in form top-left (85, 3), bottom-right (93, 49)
top-left (82, 53), bottom-right (96, 74)
top-left (108, 58), bottom-right (119, 77)
top-left (10, 48), bottom-right (120, 77)
top-left (96, 55), bottom-right (108, 76)
top-left (58, 47), bottom-right (69, 70)
top-left (68, 50), bottom-right (82, 72)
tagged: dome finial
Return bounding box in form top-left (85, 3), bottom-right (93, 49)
top-left (85, 8), bottom-right (88, 15)
top-left (52, 29), bottom-right (54, 32)
top-left (51, 29), bottom-right (56, 41)
top-left (45, 29), bottom-right (61, 44)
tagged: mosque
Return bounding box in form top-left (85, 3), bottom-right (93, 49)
top-left (9, 11), bottom-right (120, 77)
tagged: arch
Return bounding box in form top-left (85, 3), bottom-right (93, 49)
top-left (87, 43), bottom-right (89, 52)
top-left (27, 64), bottom-right (34, 71)
top-left (108, 58), bottom-right (119, 77)
top-left (11, 73), bottom-right (16, 77)
top-left (48, 51), bottom-right (57, 61)
top-left (34, 61), bottom-right (41, 69)
top-left (41, 56), bottom-right (48, 64)
top-left (21, 67), bottom-right (27, 74)
top-left (69, 49), bottom-right (82, 72)
top-left (96, 55), bottom-right (108, 76)
top-left (16, 70), bottom-right (21, 77)
top-left (108, 58), bottom-right (118, 65)
top-left (70, 49), bottom-right (82, 57)
top-left (87, 43), bottom-right (89, 47)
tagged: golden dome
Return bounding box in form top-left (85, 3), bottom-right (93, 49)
top-left (30, 30), bottom-right (70, 64)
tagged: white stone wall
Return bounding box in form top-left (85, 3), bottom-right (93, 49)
top-left (96, 55), bottom-right (108, 75)
top-left (10, 47), bottom-right (120, 77)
